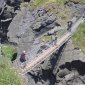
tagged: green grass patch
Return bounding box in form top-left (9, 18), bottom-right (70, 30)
top-left (32, 0), bottom-right (66, 10)
top-left (33, 0), bottom-right (56, 6)
top-left (40, 29), bottom-right (67, 43)
top-left (20, 2), bottom-right (28, 8)
top-left (33, 0), bottom-right (68, 6)
top-left (0, 57), bottom-right (23, 85)
top-left (32, 0), bottom-right (85, 9)
top-left (2, 45), bottom-right (17, 61)
top-left (40, 35), bottom-right (51, 43)
top-left (72, 22), bottom-right (85, 53)
top-left (71, 0), bottom-right (85, 4)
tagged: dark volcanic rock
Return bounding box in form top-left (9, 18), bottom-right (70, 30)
top-left (0, 3), bottom-right (18, 43)
top-left (6, 0), bottom-right (23, 6)
top-left (0, 0), bottom-right (29, 8)
top-left (32, 8), bottom-right (48, 17)
top-left (6, 0), bottom-right (30, 6)
top-left (2, 7), bottom-right (13, 19)
top-left (57, 68), bottom-right (70, 78)
top-left (31, 8), bottom-right (59, 36)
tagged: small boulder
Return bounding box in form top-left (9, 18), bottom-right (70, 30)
top-left (65, 71), bottom-right (78, 81)
top-left (37, 8), bottom-right (47, 17)
top-left (58, 68), bottom-right (70, 78)
top-left (32, 22), bottom-right (42, 31)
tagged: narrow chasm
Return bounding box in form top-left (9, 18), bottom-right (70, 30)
top-left (28, 69), bottom-right (56, 85)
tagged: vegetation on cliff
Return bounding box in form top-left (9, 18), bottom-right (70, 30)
top-left (2, 45), bottom-right (17, 61)
top-left (33, 0), bottom-right (85, 6)
top-left (72, 22), bottom-right (85, 53)
top-left (0, 57), bottom-right (23, 85)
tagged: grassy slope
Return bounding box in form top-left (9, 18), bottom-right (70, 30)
top-left (32, 0), bottom-right (67, 7)
top-left (33, 0), bottom-right (85, 6)
top-left (71, 0), bottom-right (85, 4)
top-left (1, 45), bottom-right (17, 61)
top-left (72, 22), bottom-right (85, 53)
top-left (0, 57), bottom-right (23, 85)
top-left (40, 29), bottom-right (67, 43)
top-left (31, 0), bottom-right (84, 26)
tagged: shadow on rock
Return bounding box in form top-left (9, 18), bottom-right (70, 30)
top-left (28, 69), bottom-right (56, 85)
top-left (59, 60), bottom-right (85, 76)
top-left (11, 53), bottom-right (17, 61)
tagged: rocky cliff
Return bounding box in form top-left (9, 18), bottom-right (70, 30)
top-left (0, 0), bottom-right (85, 85)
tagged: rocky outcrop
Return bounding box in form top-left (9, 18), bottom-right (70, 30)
top-left (0, 0), bottom-right (22, 43)
top-left (0, 0), bottom-right (30, 18)
top-left (7, 8), bottom-right (59, 44)
top-left (57, 61), bottom-right (85, 85)
top-left (6, 0), bottom-right (25, 6)
top-left (0, 0), bottom-right (21, 9)
top-left (7, 7), bottom-right (61, 55)
top-left (31, 8), bottom-right (60, 36)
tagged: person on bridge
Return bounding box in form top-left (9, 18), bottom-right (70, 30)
top-left (67, 21), bottom-right (73, 31)
top-left (54, 32), bottom-right (57, 45)
top-left (20, 50), bottom-right (28, 68)
top-left (54, 36), bottom-right (57, 45)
